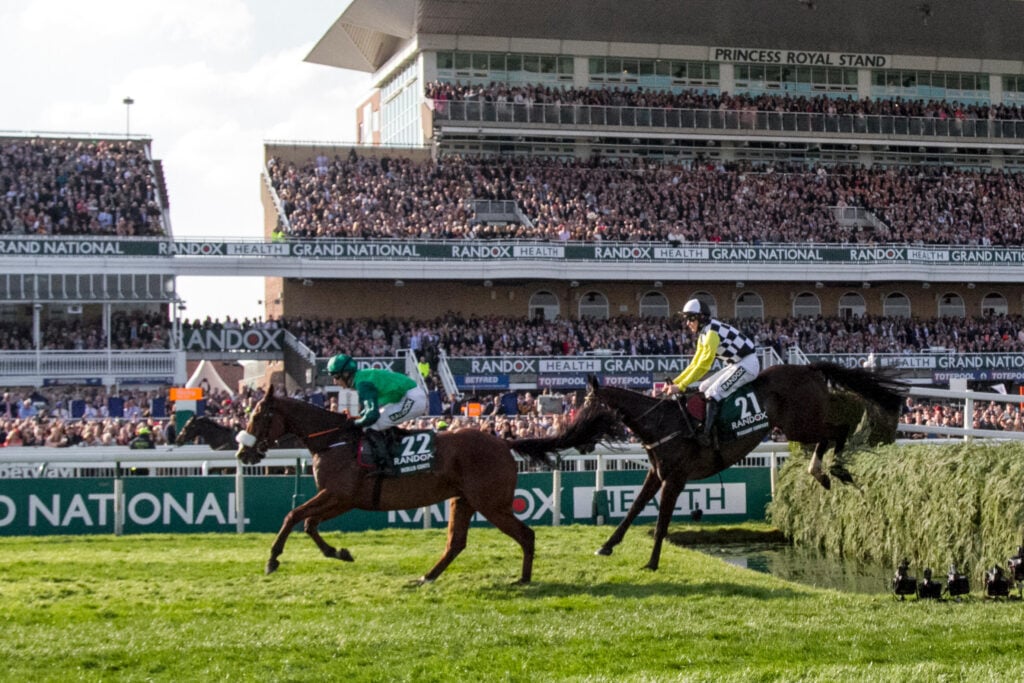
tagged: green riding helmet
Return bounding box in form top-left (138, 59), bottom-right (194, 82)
top-left (326, 354), bottom-right (357, 379)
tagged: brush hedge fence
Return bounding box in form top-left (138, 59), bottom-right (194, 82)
top-left (768, 441), bottom-right (1024, 574)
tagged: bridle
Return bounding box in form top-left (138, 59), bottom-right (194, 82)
top-left (236, 404), bottom-right (277, 457)
top-left (235, 396), bottom-right (346, 458)
top-left (587, 385), bottom-right (688, 451)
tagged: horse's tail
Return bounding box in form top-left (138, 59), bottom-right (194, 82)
top-left (506, 401), bottom-right (626, 469)
top-left (809, 361), bottom-right (908, 413)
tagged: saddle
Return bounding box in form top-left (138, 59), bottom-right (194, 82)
top-left (358, 427), bottom-right (436, 478)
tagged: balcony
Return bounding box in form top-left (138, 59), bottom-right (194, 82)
top-left (433, 100), bottom-right (1024, 141)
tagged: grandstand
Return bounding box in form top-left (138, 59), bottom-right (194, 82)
top-left (261, 0), bottom-right (1024, 391)
top-left (6, 0), bottom-right (1024, 404)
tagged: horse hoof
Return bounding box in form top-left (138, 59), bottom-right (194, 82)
top-left (417, 576), bottom-right (435, 586)
top-left (595, 547), bottom-right (613, 557)
top-left (813, 473), bottom-right (832, 490)
top-left (830, 466), bottom-right (856, 486)
top-left (643, 563), bottom-right (659, 572)
top-left (337, 548), bottom-right (354, 562)
top-left (265, 559), bottom-right (279, 575)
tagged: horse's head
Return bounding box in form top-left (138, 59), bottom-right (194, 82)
top-left (174, 415), bottom-right (198, 447)
top-left (235, 386), bottom-right (290, 465)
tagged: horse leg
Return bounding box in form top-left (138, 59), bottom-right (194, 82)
top-left (827, 425), bottom-right (856, 487)
top-left (646, 477), bottom-right (685, 571)
top-left (304, 509), bottom-right (355, 562)
top-left (265, 489), bottom-right (340, 574)
top-left (596, 467), bottom-right (661, 557)
top-left (807, 441), bottom-right (832, 490)
top-left (476, 504), bottom-right (536, 585)
top-left (419, 497), bottom-right (474, 585)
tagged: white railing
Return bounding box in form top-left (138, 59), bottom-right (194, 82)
top-left (900, 385), bottom-right (1024, 441)
top-left (436, 348), bottom-right (462, 400)
top-left (0, 443), bottom-right (787, 535)
top-left (0, 349), bottom-right (181, 381)
top-left (2, 385), bottom-right (1016, 535)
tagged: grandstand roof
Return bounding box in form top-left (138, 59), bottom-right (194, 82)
top-left (307, 0), bottom-right (1024, 73)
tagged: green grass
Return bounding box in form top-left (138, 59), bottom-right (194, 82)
top-left (3, 525), bottom-right (1024, 682)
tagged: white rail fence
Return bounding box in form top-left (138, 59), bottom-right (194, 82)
top-left (2, 385), bottom-right (1020, 535)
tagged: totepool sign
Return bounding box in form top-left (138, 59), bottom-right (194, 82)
top-left (0, 468), bottom-right (770, 535)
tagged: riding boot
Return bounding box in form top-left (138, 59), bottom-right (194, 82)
top-left (364, 429), bottom-right (392, 473)
top-left (698, 398), bottom-right (719, 448)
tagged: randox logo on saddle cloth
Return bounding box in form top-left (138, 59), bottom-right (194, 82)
top-left (719, 385), bottom-right (770, 443)
top-left (359, 429), bottom-right (438, 477)
top-left (689, 386), bottom-right (770, 444)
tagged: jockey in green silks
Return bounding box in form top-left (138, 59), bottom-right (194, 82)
top-left (326, 353), bottom-right (429, 458)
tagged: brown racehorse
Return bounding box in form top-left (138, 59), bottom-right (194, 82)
top-left (585, 361), bottom-right (907, 571)
top-left (234, 386), bottom-right (622, 584)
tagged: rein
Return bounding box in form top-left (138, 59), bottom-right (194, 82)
top-left (600, 388), bottom-right (690, 451)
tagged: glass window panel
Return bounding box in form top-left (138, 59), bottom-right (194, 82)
top-left (589, 57), bottom-right (603, 76)
top-left (672, 62), bottom-right (688, 79)
top-left (472, 53), bottom-right (488, 71)
top-left (488, 53), bottom-right (505, 71)
top-left (606, 58), bottom-right (621, 75)
top-left (765, 66), bottom-right (782, 82)
top-left (558, 56), bottom-right (574, 75)
top-left (455, 52), bottom-right (471, 70)
top-left (622, 59), bottom-right (639, 76)
top-left (707, 63), bottom-right (720, 81)
top-left (523, 55), bottom-right (539, 73)
top-left (436, 52), bottom-right (453, 70)
top-left (507, 54), bottom-right (522, 72)
top-left (656, 60), bottom-right (670, 76)
top-left (539, 55), bottom-right (556, 74)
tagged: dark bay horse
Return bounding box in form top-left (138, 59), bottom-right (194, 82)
top-left (586, 361), bottom-right (907, 571)
top-left (175, 415), bottom-right (302, 450)
top-left (234, 386), bottom-right (622, 584)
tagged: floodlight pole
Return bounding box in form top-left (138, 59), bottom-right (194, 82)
top-left (123, 97), bottom-right (134, 138)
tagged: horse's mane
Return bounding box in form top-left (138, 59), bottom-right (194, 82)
top-left (592, 383), bottom-right (664, 411)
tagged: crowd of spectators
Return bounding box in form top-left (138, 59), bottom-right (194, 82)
top-left (267, 152), bottom-right (1024, 246)
top-left (7, 378), bottom-right (1024, 455)
top-left (0, 312), bottom-right (281, 351)
top-left (277, 312), bottom-right (1024, 359)
top-left (0, 137), bottom-right (166, 237)
top-left (6, 311), bottom-right (1024, 358)
top-left (426, 81), bottom-right (1024, 126)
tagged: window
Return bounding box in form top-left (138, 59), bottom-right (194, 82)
top-left (882, 292), bottom-right (911, 318)
top-left (937, 293), bottom-right (965, 318)
top-left (792, 292), bottom-right (821, 318)
top-left (734, 292), bottom-right (764, 320)
top-left (578, 291), bottom-right (609, 319)
top-left (529, 290), bottom-right (560, 321)
top-left (981, 292), bottom-right (1008, 317)
top-left (838, 292), bottom-right (867, 319)
top-left (639, 291), bottom-right (670, 318)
